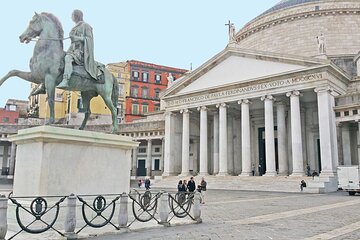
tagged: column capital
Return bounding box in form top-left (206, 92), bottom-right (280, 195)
top-left (180, 109), bottom-right (190, 114)
top-left (237, 99), bottom-right (252, 105)
top-left (197, 106), bottom-right (208, 111)
top-left (147, 139), bottom-right (152, 143)
top-left (216, 103), bottom-right (228, 108)
top-left (260, 95), bottom-right (275, 102)
top-left (286, 90), bottom-right (302, 97)
top-left (164, 111), bottom-right (174, 117)
top-left (314, 86), bottom-right (333, 94)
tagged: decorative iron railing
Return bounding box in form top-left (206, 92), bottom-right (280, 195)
top-left (0, 190), bottom-right (202, 239)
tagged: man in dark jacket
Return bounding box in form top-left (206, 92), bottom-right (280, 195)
top-left (187, 176), bottom-right (196, 192)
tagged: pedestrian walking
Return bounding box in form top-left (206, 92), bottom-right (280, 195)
top-left (300, 180), bottom-right (307, 192)
top-left (187, 176), bottom-right (196, 192)
top-left (178, 180), bottom-right (186, 192)
top-left (306, 164), bottom-right (311, 176)
top-left (145, 178), bottom-right (151, 190)
top-left (200, 177), bottom-right (207, 204)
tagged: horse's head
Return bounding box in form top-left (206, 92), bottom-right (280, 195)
top-left (19, 12), bottom-right (43, 44)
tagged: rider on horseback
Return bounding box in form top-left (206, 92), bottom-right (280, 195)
top-left (58, 9), bottom-right (99, 89)
top-left (32, 9), bottom-right (101, 94)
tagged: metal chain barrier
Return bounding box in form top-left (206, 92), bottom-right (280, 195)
top-left (2, 190), bottom-right (202, 239)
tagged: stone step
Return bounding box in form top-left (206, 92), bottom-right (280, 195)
top-left (151, 175), bottom-right (324, 193)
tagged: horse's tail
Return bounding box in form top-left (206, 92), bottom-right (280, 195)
top-left (111, 75), bottom-right (119, 111)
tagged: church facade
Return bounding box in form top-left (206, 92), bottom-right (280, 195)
top-left (160, 0), bottom-right (360, 190)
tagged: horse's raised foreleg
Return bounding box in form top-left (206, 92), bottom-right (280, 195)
top-left (100, 94), bottom-right (118, 134)
top-left (79, 91), bottom-right (97, 130)
top-left (45, 75), bottom-right (56, 124)
top-left (0, 70), bottom-right (38, 86)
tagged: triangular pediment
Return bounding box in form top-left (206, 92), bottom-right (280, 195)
top-left (163, 47), bottom-right (331, 98)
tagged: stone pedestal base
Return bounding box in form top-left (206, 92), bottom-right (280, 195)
top-left (9, 126), bottom-right (139, 196)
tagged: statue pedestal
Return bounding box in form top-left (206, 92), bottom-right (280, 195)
top-left (9, 126), bottom-right (139, 196)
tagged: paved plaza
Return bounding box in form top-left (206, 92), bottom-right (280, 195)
top-left (88, 188), bottom-right (360, 240)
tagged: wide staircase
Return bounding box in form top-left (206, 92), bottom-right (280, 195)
top-left (151, 175), bottom-right (338, 193)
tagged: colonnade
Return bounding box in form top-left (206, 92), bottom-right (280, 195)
top-left (163, 87), bottom-right (338, 177)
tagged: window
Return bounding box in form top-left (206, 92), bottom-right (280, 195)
top-left (77, 98), bottom-right (84, 112)
top-left (142, 72), bottom-right (149, 82)
top-left (142, 105), bottom-right (148, 114)
top-left (353, 110), bottom-right (358, 115)
top-left (138, 148), bottom-right (146, 153)
top-left (344, 111), bottom-right (349, 116)
top-left (154, 159), bottom-right (160, 171)
top-left (2, 117), bottom-right (9, 123)
top-left (142, 87), bottom-right (148, 98)
top-left (154, 89), bottom-right (161, 99)
top-left (335, 112), bottom-right (341, 117)
top-left (118, 84), bottom-right (124, 96)
top-left (154, 105), bottom-right (160, 112)
top-left (132, 104), bottom-right (139, 115)
top-left (55, 93), bottom-right (63, 102)
top-left (155, 147), bottom-right (160, 153)
top-left (132, 71), bottom-right (139, 80)
top-left (8, 105), bottom-right (16, 111)
top-left (131, 86), bottom-right (139, 97)
top-left (155, 74), bottom-right (161, 84)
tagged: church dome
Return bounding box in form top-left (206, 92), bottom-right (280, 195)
top-left (236, 0), bottom-right (360, 60)
top-left (261, 0), bottom-right (321, 16)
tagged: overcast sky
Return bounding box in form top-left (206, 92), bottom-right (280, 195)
top-left (0, 0), bottom-right (278, 107)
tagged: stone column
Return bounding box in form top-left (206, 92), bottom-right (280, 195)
top-left (180, 109), bottom-right (190, 176)
top-left (286, 90), bottom-right (304, 176)
top-left (357, 121), bottom-right (360, 165)
top-left (161, 138), bottom-right (165, 173)
top-left (217, 103), bottom-right (228, 176)
top-left (342, 123), bottom-right (352, 166)
top-left (261, 95), bottom-right (276, 176)
top-left (146, 139), bottom-right (152, 177)
top-left (213, 112), bottom-right (219, 174)
top-left (1, 145), bottom-right (8, 175)
top-left (9, 143), bottom-right (16, 176)
top-left (163, 112), bottom-right (176, 176)
top-left (276, 101), bottom-right (288, 175)
top-left (131, 147), bottom-right (138, 176)
top-left (227, 115), bottom-right (234, 175)
top-left (315, 87), bottom-right (338, 176)
top-left (198, 106), bottom-right (208, 176)
top-left (239, 99), bottom-right (252, 176)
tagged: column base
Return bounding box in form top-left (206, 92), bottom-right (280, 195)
top-left (239, 172), bottom-right (252, 177)
top-left (216, 172), bottom-right (229, 176)
top-left (178, 172), bottom-right (191, 177)
top-left (319, 170), bottom-right (336, 178)
top-left (290, 172), bottom-right (304, 177)
top-left (198, 172), bottom-right (209, 176)
top-left (277, 172), bottom-right (289, 176)
top-left (162, 172), bottom-right (178, 177)
top-left (263, 171), bottom-right (277, 176)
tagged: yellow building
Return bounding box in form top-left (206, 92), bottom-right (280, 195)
top-left (106, 62), bottom-right (130, 121)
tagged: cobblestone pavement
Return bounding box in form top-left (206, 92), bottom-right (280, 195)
top-left (87, 189), bottom-right (360, 240)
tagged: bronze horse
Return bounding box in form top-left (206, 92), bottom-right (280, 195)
top-left (0, 12), bottom-right (119, 133)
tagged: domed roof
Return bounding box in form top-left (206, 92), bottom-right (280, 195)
top-left (261, 0), bottom-right (321, 16)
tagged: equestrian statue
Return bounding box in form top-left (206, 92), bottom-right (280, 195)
top-left (0, 10), bottom-right (119, 133)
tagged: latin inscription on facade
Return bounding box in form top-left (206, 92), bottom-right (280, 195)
top-left (166, 73), bottom-right (323, 107)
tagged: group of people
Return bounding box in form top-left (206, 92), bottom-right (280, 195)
top-left (138, 178), bottom-right (151, 190)
top-left (177, 177), bottom-right (207, 204)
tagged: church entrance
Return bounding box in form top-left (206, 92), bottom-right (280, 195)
top-left (258, 127), bottom-right (278, 175)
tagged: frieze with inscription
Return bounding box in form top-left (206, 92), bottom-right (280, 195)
top-left (166, 73), bottom-right (323, 107)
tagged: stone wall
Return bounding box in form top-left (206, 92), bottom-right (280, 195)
top-left (236, 1), bottom-right (360, 57)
